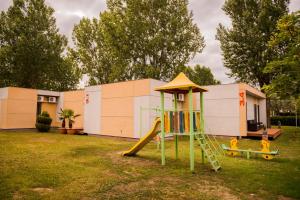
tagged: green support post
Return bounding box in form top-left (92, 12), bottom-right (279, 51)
top-left (200, 92), bottom-right (205, 163)
top-left (247, 151), bottom-right (250, 159)
top-left (174, 93), bottom-right (179, 159)
top-left (189, 88), bottom-right (194, 172)
top-left (160, 92), bottom-right (166, 165)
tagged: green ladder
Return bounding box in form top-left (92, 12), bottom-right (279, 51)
top-left (195, 133), bottom-right (221, 172)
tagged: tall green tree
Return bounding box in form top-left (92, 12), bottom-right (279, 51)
top-left (71, 0), bottom-right (205, 85)
top-left (263, 11), bottom-right (300, 99)
top-left (0, 0), bottom-right (80, 91)
top-left (216, 0), bottom-right (289, 126)
top-left (70, 16), bottom-right (129, 85)
top-left (180, 65), bottom-right (220, 86)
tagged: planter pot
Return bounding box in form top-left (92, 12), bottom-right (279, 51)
top-left (59, 128), bottom-right (67, 134)
top-left (67, 129), bottom-right (77, 135)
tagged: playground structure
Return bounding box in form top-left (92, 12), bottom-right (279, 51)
top-left (222, 138), bottom-right (279, 160)
top-left (123, 73), bottom-right (222, 172)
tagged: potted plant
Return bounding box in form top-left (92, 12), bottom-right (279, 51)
top-left (58, 108), bottom-right (69, 134)
top-left (35, 111), bottom-right (52, 132)
top-left (66, 109), bottom-right (81, 134)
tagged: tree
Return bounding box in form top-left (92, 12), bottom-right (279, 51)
top-left (0, 0), bottom-right (80, 91)
top-left (216, 0), bottom-right (289, 127)
top-left (71, 0), bottom-right (205, 85)
top-left (270, 97), bottom-right (300, 116)
top-left (70, 16), bottom-right (129, 85)
top-left (181, 65), bottom-right (220, 86)
top-left (263, 11), bottom-right (300, 99)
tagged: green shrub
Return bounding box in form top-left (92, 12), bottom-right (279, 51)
top-left (35, 123), bottom-right (51, 132)
top-left (36, 111), bottom-right (52, 132)
top-left (271, 116), bottom-right (300, 126)
top-left (41, 111), bottom-right (50, 117)
top-left (36, 116), bottom-right (52, 125)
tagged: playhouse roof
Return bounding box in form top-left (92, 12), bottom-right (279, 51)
top-left (155, 72), bottom-right (207, 94)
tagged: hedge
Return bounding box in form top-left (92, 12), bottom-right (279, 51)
top-left (271, 116), bottom-right (300, 126)
top-left (35, 123), bottom-right (51, 132)
top-left (35, 111), bottom-right (52, 132)
top-left (36, 116), bottom-right (52, 125)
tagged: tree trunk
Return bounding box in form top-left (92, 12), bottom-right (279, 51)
top-left (261, 83), bottom-right (271, 128)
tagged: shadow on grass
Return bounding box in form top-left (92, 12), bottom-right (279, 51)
top-left (67, 146), bottom-right (102, 157)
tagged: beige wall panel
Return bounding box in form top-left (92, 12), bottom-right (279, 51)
top-left (7, 99), bottom-right (37, 114)
top-left (102, 81), bottom-right (134, 98)
top-left (41, 103), bottom-right (60, 127)
top-left (6, 114), bottom-right (37, 128)
top-left (4, 87), bottom-right (37, 129)
top-left (102, 97), bottom-right (133, 117)
top-left (64, 90), bottom-right (85, 101)
top-left (8, 87), bottom-right (36, 99)
top-left (101, 96), bottom-right (134, 137)
top-left (101, 117), bottom-right (134, 137)
top-left (133, 79), bottom-right (151, 96)
top-left (101, 79), bottom-right (151, 99)
top-left (63, 90), bottom-right (84, 128)
top-left (0, 100), bottom-right (7, 128)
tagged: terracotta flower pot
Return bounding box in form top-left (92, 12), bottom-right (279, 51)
top-left (67, 129), bottom-right (77, 135)
top-left (59, 128), bottom-right (67, 134)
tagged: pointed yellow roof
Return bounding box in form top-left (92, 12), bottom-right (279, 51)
top-left (155, 72), bottom-right (207, 94)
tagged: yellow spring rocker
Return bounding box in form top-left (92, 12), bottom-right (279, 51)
top-left (222, 138), bottom-right (279, 160)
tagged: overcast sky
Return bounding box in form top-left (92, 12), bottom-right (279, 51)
top-left (1, 0), bottom-right (299, 84)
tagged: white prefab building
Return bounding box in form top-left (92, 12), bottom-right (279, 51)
top-left (0, 80), bottom-right (269, 138)
top-left (81, 79), bottom-right (267, 138)
top-left (197, 83), bottom-right (266, 137)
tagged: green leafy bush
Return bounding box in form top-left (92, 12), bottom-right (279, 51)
top-left (35, 123), bottom-right (51, 132)
top-left (36, 116), bottom-right (52, 125)
top-left (271, 116), bottom-right (300, 126)
top-left (41, 111), bottom-right (50, 117)
top-left (36, 111), bottom-right (52, 132)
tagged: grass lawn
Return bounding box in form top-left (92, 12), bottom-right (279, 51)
top-left (0, 126), bottom-right (299, 200)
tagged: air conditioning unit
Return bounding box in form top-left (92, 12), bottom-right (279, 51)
top-left (37, 96), bottom-right (45, 102)
top-left (48, 97), bottom-right (57, 103)
top-left (177, 94), bottom-right (184, 102)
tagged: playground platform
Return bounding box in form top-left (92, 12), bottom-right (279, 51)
top-left (247, 128), bottom-right (281, 139)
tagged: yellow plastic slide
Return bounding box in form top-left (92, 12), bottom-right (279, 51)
top-left (123, 118), bottom-right (161, 156)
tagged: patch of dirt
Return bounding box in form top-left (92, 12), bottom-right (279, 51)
top-left (103, 175), bottom-right (240, 200)
top-left (101, 169), bottom-right (122, 179)
top-left (278, 195), bottom-right (296, 200)
top-left (30, 138), bottom-right (55, 143)
top-left (12, 188), bottom-right (54, 199)
top-left (194, 180), bottom-right (240, 200)
top-left (13, 191), bottom-right (24, 200)
top-left (31, 187), bottom-right (54, 195)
